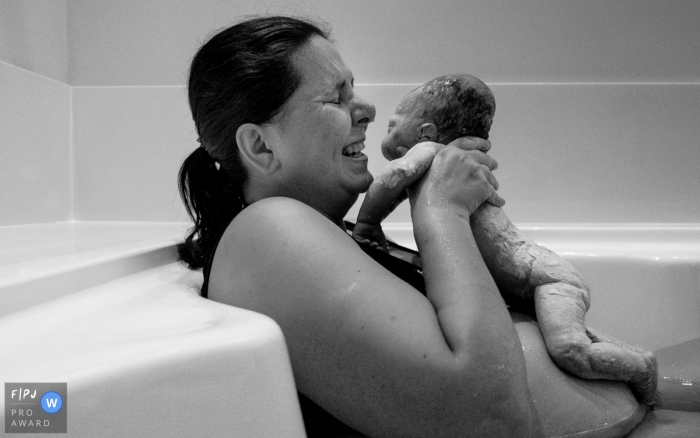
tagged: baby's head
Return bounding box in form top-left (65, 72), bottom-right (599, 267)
top-left (381, 74), bottom-right (495, 160)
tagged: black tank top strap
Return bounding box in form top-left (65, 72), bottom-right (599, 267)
top-left (200, 228), bottom-right (227, 299)
top-left (344, 221), bottom-right (426, 295)
top-left (201, 195), bottom-right (248, 298)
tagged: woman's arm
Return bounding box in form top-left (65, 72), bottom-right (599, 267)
top-left (407, 146), bottom-right (538, 433)
top-left (210, 150), bottom-right (539, 437)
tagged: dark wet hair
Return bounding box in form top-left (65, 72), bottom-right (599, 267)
top-left (178, 16), bottom-right (330, 272)
top-left (401, 74), bottom-right (496, 142)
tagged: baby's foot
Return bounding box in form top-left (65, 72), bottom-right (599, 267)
top-left (352, 222), bottom-right (388, 251)
top-left (628, 350), bottom-right (659, 406)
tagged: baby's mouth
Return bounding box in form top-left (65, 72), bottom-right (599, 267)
top-left (342, 142), bottom-right (365, 158)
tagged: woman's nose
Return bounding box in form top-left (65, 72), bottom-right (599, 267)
top-left (352, 94), bottom-right (376, 127)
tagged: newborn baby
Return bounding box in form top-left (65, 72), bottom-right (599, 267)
top-left (354, 74), bottom-right (658, 406)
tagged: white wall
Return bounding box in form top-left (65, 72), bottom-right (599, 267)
top-left (0, 0), bottom-right (70, 226)
top-left (356, 82), bottom-right (700, 224)
top-left (0, 0), bottom-right (68, 82)
top-left (67, 0), bottom-right (699, 86)
top-left (2, 0), bottom-right (699, 225)
top-left (67, 0), bottom-right (700, 224)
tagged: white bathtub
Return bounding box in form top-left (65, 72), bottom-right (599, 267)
top-left (383, 223), bottom-right (700, 352)
top-left (1, 221), bottom-right (698, 436)
top-left (0, 222), bottom-right (306, 437)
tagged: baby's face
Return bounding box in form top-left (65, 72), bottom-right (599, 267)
top-left (381, 94), bottom-right (423, 160)
top-left (381, 113), bottom-right (421, 160)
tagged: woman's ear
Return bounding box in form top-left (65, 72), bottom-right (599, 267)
top-left (236, 123), bottom-right (281, 174)
top-left (417, 123), bottom-right (438, 142)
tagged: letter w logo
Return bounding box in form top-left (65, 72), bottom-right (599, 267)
top-left (46, 398), bottom-right (58, 408)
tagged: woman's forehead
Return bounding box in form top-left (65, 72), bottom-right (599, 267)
top-left (293, 36), bottom-right (352, 92)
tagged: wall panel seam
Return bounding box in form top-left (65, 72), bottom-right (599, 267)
top-left (356, 82), bottom-right (700, 87)
top-left (69, 88), bottom-right (75, 222)
top-left (0, 60), bottom-right (70, 87)
top-left (67, 82), bottom-right (700, 89)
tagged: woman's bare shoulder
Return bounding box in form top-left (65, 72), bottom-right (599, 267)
top-left (224, 197), bottom-right (351, 253)
top-left (208, 197), bottom-right (363, 307)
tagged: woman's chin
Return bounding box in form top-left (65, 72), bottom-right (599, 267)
top-left (350, 172), bottom-right (374, 195)
top-left (341, 154), bottom-right (373, 190)
top-left (359, 167), bottom-right (375, 191)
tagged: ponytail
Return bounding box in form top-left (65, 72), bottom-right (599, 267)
top-left (177, 147), bottom-right (244, 270)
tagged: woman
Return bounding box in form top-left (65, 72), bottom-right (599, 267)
top-left (178, 16), bottom-right (539, 437)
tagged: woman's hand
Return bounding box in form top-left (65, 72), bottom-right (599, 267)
top-left (410, 144), bottom-right (505, 217)
top-left (446, 136), bottom-right (491, 153)
top-left (394, 136), bottom-right (490, 157)
top-left (358, 136), bottom-right (495, 229)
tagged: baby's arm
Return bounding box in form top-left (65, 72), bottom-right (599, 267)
top-left (354, 143), bottom-right (442, 248)
top-left (471, 203), bottom-right (658, 406)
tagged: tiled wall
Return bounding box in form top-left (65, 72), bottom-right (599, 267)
top-left (3, 0), bottom-right (699, 225)
top-left (71, 86), bottom-right (195, 221)
top-left (68, 0), bottom-right (699, 224)
top-left (71, 81), bottom-right (699, 224)
top-left (0, 0), bottom-right (70, 226)
top-left (0, 62), bottom-right (71, 226)
top-left (67, 0), bottom-right (699, 86)
top-left (0, 0), bottom-right (68, 83)
top-left (352, 82), bottom-right (700, 224)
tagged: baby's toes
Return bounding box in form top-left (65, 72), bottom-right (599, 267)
top-left (630, 352), bottom-right (659, 406)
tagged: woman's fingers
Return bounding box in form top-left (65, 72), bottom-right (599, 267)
top-left (414, 145), bottom-right (504, 215)
top-left (467, 149), bottom-right (498, 170)
top-left (447, 136), bottom-right (491, 153)
top-left (456, 149), bottom-right (506, 208)
top-left (482, 165), bottom-right (500, 191)
top-left (486, 190), bottom-right (506, 208)
top-left (476, 161), bottom-right (505, 207)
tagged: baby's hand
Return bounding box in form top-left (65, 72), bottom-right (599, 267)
top-left (352, 222), bottom-right (389, 252)
top-left (394, 146), bottom-right (409, 158)
top-left (357, 142), bottom-right (442, 229)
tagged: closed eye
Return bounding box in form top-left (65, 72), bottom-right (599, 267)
top-left (329, 77), bottom-right (353, 105)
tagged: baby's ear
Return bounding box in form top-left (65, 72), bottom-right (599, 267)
top-left (417, 123), bottom-right (437, 142)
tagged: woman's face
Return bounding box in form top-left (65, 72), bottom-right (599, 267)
top-left (265, 35), bottom-right (376, 215)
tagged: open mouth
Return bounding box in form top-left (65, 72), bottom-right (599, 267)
top-left (342, 142), bottom-right (365, 159)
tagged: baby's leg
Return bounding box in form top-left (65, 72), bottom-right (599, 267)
top-left (535, 283), bottom-right (658, 405)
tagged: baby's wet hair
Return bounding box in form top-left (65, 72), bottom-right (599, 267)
top-left (405, 74), bottom-right (495, 143)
